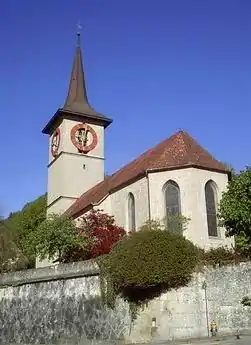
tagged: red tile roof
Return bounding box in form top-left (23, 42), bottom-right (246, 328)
top-left (66, 130), bottom-right (227, 218)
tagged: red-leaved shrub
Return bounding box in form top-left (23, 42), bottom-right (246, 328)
top-left (79, 209), bottom-right (126, 259)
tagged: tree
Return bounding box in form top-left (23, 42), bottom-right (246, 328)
top-left (77, 209), bottom-right (126, 260)
top-left (5, 194), bottom-right (47, 264)
top-left (30, 214), bottom-right (88, 262)
top-left (218, 167), bottom-right (251, 249)
top-left (0, 222), bottom-right (29, 273)
top-left (221, 162), bottom-right (236, 175)
top-left (0, 196), bottom-right (46, 272)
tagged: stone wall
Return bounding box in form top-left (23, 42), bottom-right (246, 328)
top-left (0, 260), bottom-right (130, 344)
top-left (131, 262), bottom-right (251, 343)
top-left (1, 260), bottom-right (251, 344)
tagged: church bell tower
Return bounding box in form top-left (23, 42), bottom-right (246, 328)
top-left (42, 32), bottom-right (112, 215)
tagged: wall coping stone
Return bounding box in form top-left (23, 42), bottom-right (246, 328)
top-left (0, 259), bottom-right (99, 287)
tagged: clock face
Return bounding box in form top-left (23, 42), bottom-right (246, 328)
top-left (51, 128), bottom-right (61, 157)
top-left (71, 123), bottom-right (98, 153)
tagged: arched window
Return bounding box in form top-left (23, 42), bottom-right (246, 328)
top-left (164, 180), bottom-right (181, 216)
top-left (205, 180), bottom-right (218, 237)
top-left (163, 181), bottom-right (181, 232)
top-left (128, 193), bottom-right (136, 232)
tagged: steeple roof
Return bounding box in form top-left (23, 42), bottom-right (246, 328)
top-left (42, 33), bottom-right (112, 135)
top-left (63, 34), bottom-right (99, 116)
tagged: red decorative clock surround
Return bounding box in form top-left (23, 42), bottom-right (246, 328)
top-left (71, 123), bottom-right (98, 154)
top-left (51, 128), bottom-right (61, 157)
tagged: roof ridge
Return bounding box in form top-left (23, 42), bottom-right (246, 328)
top-left (180, 131), bottom-right (226, 168)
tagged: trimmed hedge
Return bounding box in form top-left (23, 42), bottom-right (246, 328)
top-left (100, 229), bottom-right (199, 307)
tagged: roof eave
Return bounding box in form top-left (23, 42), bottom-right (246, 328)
top-left (42, 108), bottom-right (113, 135)
top-left (68, 172), bottom-right (147, 219)
top-left (146, 164), bottom-right (229, 175)
top-left (66, 162), bottom-right (229, 220)
top-left (69, 193), bottom-right (110, 220)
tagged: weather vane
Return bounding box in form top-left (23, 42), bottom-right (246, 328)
top-left (76, 21), bottom-right (83, 46)
top-left (76, 22), bottom-right (82, 35)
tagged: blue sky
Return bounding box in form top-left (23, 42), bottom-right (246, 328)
top-left (0, 0), bottom-right (250, 217)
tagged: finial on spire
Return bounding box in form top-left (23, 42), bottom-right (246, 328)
top-left (76, 22), bottom-right (82, 47)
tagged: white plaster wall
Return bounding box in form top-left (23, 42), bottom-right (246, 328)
top-left (47, 197), bottom-right (77, 216)
top-left (47, 156), bottom-right (63, 205)
top-left (109, 177), bottom-right (149, 231)
top-left (73, 167), bottom-right (233, 251)
top-left (74, 196), bottom-right (112, 226)
top-left (47, 153), bottom-right (104, 210)
top-left (93, 195), bottom-right (112, 215)
top-left (79, 177), bottom-right (149, 231)
top-left (47, 118), bottom-right (105, 213)
top-left (148, 167), bottom-right (234, 249)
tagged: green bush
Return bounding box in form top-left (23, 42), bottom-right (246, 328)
top-left (100, 228), bottom-right (199, 308)
top-left (241, 296), bottom-right (251, 307)
top-left (198, 246), bottom-right (248, 268)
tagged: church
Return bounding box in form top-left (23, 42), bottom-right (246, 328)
top-left (42, 33), bottom-right (234, 256)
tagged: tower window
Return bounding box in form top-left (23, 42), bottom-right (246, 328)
top-left (205, 180), bottom-right (218, 237)
top-left (128, 192), bottom-right (136, 232)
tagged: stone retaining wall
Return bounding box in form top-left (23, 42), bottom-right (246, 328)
top-left (1, 260), bottom-right (251, 344)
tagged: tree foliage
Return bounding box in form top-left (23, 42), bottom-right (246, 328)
top-left (64, 210), bottom-right (126, 262)
top-left (218, 167), bottom-right (251, 249)
top-left (30, 213), bottom-right (88, 262)
top-left (241, 296), bottom-right (251, 307)
top-left (165, 213), bottom-right (190, 233)
top-left (139, 219), bottom-right (164, 232)
top-left (221, 162), bottom-right (235, 175)
top-left (2, 204), bottom-right (125, 266)
top-left (0, 222), bottom-right (29, 273)
top-left (5, 194), bottom-right (47, 262)
top-left (140, 214), bottom-right (190, 234)
top-left (80, 210), bottom-right (126, 258)
top-left (0, 194), bottom-right (46, 271)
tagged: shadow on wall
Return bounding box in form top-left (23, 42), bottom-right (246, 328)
top-left (0, 295), bottom-right (129, 344)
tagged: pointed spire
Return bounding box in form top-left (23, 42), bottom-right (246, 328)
top-left (63, 29), bottom-right (97, 116)
top-left (42, 28), bottom-right (113, 135)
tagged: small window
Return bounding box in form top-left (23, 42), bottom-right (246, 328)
top-left (205, 180), bottom-right (218, 237)
top-left (164, 180), bottom-right (181, 216)
top-left (128, 193), bottom-right (136, 232)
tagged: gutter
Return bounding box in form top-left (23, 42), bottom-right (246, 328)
top-left (92, 193), bottom-right (110, 208)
